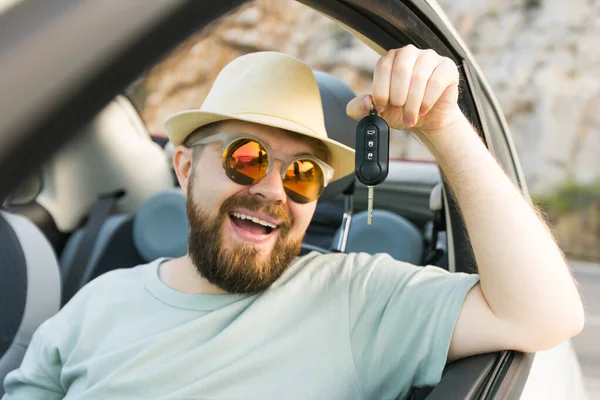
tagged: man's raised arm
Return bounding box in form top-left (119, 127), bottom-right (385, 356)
top-left (347, 45), bottom-right (584, 362)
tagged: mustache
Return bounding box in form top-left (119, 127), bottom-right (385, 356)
top-left (219, 195), bottom-right (293, 231)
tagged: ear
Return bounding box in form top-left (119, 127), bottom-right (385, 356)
top-left (173, 146), bottom-right (193, 196)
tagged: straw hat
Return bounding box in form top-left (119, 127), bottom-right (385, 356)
top-left (164, 51), bottom-right (355, 182)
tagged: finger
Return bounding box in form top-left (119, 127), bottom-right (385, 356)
top-left (389, 45), bottom-right (421, 108)
top-left (419, 57), bottom-right (459, 116)
top-left (346, 94), bottom-right (374, 121)
top-left (402, 49), bottom-right (440, 126)
top-left (372, 50), bottom-right (397, 108)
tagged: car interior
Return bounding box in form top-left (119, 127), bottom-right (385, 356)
top-left (0, 0), bottom-right (534, 398)
top-left (0, 68), bottom-right (449, 398)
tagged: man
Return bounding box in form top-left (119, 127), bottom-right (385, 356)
top-left (3, 47), bottom-right (584, 399)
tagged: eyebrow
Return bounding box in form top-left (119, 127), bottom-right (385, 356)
top-left (294, 151), bottom-right (317, 158)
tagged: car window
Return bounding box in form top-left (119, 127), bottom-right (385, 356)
top-left (476, 81), bottom-right (520, 186)
top-left (391, 129), bottom-right (436, 162)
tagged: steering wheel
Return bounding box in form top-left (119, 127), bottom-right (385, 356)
top-left (300, 243), bottom-right (334, 256)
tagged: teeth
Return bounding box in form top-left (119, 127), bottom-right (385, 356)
top-left (231, 212), bottom-right (277, 229)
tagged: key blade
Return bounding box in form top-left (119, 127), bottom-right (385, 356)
top-left (368, 186), bottom-right (374, 225)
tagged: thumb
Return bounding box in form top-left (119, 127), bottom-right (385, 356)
top-left (346, 94), bottom-right (373, 121)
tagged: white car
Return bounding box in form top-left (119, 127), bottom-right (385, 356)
top-left (0, 0), bottom-right (588, 398)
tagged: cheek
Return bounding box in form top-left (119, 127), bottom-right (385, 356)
top-left (189, 161), bottom-right (243, 213)
top-left (289, 202), bottom-right (316, 235)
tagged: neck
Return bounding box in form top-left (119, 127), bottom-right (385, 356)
top-left (158, 255), bottom-right (229, 295)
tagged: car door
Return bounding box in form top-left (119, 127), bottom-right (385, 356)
top-left (0, 0), bottom-right (533, 398)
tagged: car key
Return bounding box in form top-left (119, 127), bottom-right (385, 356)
top-left (355, 106), bottom-right (390, 225)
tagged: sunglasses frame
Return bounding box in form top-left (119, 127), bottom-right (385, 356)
top-left (188, 132), bottom-right (335, 197)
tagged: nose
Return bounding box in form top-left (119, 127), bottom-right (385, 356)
top-left (248, 159), bottom-right (287, 204)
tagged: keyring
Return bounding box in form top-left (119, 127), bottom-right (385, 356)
top-left (369, 100), bottom-right (377, 116)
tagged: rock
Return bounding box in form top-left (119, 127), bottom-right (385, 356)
top-left (236, 6), bottom-right (261, 27)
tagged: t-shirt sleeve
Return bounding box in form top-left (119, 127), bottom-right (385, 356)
top-left (347, 252), bottom-right (479, 399)
top-left (2, 318), bottom-right (65, 400)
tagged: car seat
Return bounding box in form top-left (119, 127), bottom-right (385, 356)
top-left (57, 96), bottom-right (174, 303)
top-left (332, 209), bottom-right (424, 265)
top-left (0, 211), bottom-right (61, 396)
top-left (303, 70), bottom-right (357, 252)
top-left (59, 189), bottom-right (188, 303)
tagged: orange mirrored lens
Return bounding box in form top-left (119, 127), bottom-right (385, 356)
top-left (283, 159), bottom-right (324, 204)
top-left (223, 139), bottom-right (269, 185)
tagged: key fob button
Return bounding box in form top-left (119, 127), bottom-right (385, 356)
top-left (365, 138), bottom-right (378, 150)
top-left (365, 151), bottom-right (377, 162)
top-left (360, 162), bottom-right (382, 182)
top-left (365, 125), bottom-right (378, 137)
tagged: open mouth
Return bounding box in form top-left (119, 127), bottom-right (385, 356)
top-left (229, 212), bottom-right (279, 235)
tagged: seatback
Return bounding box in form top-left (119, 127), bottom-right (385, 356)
top-left (57, 96), bottom-right (174, 298)
top-left (59, 189), bottom-right (188, 293)
top-left (312, 70), bottom-right (356, 201)
top-left (59, 214), bottom-right (143, 287)
top-left (0, 211), bottom-right (61, 395)
top-left (333, 209), bottom-right (423, 265)
top-left (304, 71), bottom-right (358, 249)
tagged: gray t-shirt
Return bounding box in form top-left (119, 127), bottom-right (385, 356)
top-left (3, 251), bottom-right (479, 400)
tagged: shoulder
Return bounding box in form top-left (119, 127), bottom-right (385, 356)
top-left (52, 260), bottom-right (157, 324)
top-left (295, 251), bottom-right (476, 294)
top-left (39, 260), bottom-right (158, 345)
top-left (274, 250), bottom-right (417, 287)
top-left (74, 261), bottom-right (151, 300)
top-left (292, 250), bottom-right (397, 267)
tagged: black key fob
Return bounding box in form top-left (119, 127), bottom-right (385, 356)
top-left (355, 109), bottom-right (390, 186)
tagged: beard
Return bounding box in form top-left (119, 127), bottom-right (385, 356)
top-left (186, 184), bottom-right (303, 294)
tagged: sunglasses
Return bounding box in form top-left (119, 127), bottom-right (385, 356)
top-left (190, 132), bottom-right (334, 204)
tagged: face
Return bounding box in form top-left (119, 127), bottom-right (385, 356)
top-left (173, 120), bottom-right (321, 293)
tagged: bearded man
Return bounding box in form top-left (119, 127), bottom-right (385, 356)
top-left (3, 47), bottom-right (584, 400)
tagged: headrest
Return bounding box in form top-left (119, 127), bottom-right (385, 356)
top-left (133, 189), bottom-right (189, 262)
top-left (313, 71), bottom-right (357, 201)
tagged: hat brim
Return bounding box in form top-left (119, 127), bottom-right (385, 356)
top-left (165, 110), bottom-right (356, 182)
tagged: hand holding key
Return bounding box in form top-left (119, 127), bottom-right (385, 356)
top-left (347, 45), bottom-right (462, 137)
top-left (348, 45), bottom-right (464, 225)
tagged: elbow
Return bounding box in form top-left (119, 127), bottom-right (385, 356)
top-left (565, 301), bottom-right (586, 338)
top-left (559, 290), bottom-right (586, 341)
top-left (519, 302), bottom-right (585, 352)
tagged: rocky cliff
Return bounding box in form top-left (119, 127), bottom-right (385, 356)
top-left (438, 0), bottom-right (600, 194)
